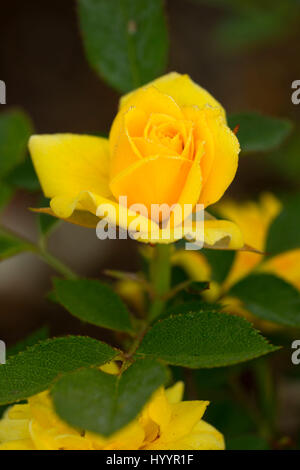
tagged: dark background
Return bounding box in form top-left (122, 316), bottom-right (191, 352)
top-left (0, 0), bottom-right (299, 345)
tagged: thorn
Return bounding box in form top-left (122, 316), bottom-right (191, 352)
top-left (127, 20), bottom-right (137, 34)
top-left (233, 124), bottom-right (240, 135)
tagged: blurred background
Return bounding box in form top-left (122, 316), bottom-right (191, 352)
top-left (0, 0), bottom-right (300, 447)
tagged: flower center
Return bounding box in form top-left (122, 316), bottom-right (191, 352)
top-left (144, 113), bottom-right (193, 156)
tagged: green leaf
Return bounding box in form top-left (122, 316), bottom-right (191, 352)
top-left (228, 112), bottom-right (292, 153)
top-left (0, 336), bottom-right (118, 405)
top-left (202, 249), bottom-right (235, 284)
top-left (185, 281), bottom-right (210, 294)
top-left (38, 212), bottom-right (60, 239)
top-left (5, 157), bottom-right (40, 192)
top-left (52, 358), bottom-right (167, 436)
top-left (229, 273), bottom-right (300, 327)
top-left (267, 128), bottom-right (300, 182)
top-left (7, 327), bottom-right (49, 358)
top-left (204, 398), bottom-right (254, 438)
top-left (77, 0), bottom-right (168, 92)
top-left (266, 194), bottom-right (300, 257)
top-left (0, 110), bottom-right (33, 178)
top-left (227, 434), bottom-right (270, 450)
top-left (0, 183), bottom-right (13, 211)
top-left (213, 1), bottom-right (299, 52)
top-left (38, 197), bottom-right (60, 238)
top-left (53, 278), bottom-right (133, 333)
top-left (164, 301), bottom-right (221, 319)
top-left (0, 328), bottom-right (50, 417)
top-left (136, 311), bottom-right (278, 368)
top-left (0, 228), bottom-right (32, 261)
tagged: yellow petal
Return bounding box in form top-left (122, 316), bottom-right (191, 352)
top-left (32, 192), bottom-right (162, 242)
top-left (115, 279), bottom-right (146, 314)
top-left (120, 85), bottom-right (184, 119)
top-left (47, 190), bottom-right (157, 238)
top-left (145, 401), bottom-right (209, 449)
top-left (192, 420), bottom-right (225, 447)
top-left (0, 417), bottom-right (30, 442)
top-left (225, 251), bottom-right (263, 290)
top-left (204, 220), bottom-right (243, 250)
top-left (160, 420), bottom-right (224, 450)
top-left (218, 193), bottom-right (281, 252)
top-left (32, 196), bottom-right (243, 248)
top-left (120, 72), bottom-right (225, 119)
top-left (183, 218), bottom-right (244, 250)
top-left (144, 414), bottom-right (224, 450)
top-left (53, 434), bottom-right (93, 450)
top-left (29, 134), bottom-right (112, 199)
top-left (182, 106), bottom-right (215, 185)
top-left (7, 404), bottom-right (31, 420)
top-left (99, 361), bottom-right (119, 375)
top-left (139, 389), bottom-right (168, 444)
top-left (110, 155), bottom-right (193, 216)
top-left (28, 392), bottom-right (76, 436)
top-left (146, 388), bottom-right (172, 434)
top-left (49, 191), bottom-right (104, 219)
top-left (31, 206), bottom-right (100, 228)
top-left (171, 250), bottom-right (211, 281)
top-left (0, 439), bottom-right (35, 450)
top-left (165, 382), bottom-right (184, 404)
top-left (89, 420), bottom-right (145, 450)
top-left (260, 249), bottom-right (300, 290)
top-left (199, 108), bottom-right (240, 208)
top-left (29, 420), bottom-right (60, 450)
top-left (167, 143), bottom-right (203, 227)
top-left (218, 193), bottom-right (282, 289)
top-left (163, 401), bottom-right (209, 443)
top-left (110, 107), bottom-right (147, 179)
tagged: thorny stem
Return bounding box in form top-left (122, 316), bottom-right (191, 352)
top-left (148, 244), bottom-right (171, 322)
top-left (122, 244), bottom-right (172, 365)
top-left (229, 366), bottom-right (275, 442)
top-left (37, 248), bottom-right (78, 280)
top-left (252, 358), bottom-right (276, 440)
top-left (1, 225), bottom-right (172, 367)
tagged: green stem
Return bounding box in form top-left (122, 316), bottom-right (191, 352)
top-left (252, 358), bottom-right (276, 440)
top-left (0, 225), bottom-right (77, 280)
top-left (37, 249), bottom-right (78, 280)
top-left (148, 244), bottom-right (171, 322)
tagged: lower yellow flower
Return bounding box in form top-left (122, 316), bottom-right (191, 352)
top-left (0, 381), bottom-right (224, 450)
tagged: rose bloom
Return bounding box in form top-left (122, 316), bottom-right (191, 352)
top-left (29, 72), bottom-right (242, 247)
top-left (171, 193), bottom-right (300, 327)
top-left (0, 363), bottom-right (224, 450)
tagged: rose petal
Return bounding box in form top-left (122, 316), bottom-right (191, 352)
top-left (29, 134), bottom-right (112, 199)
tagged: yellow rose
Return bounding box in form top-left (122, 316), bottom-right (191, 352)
top-left (29, 72), bottom-right (242, 247)
top-left (0, 380), bottom-right (224, 450)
